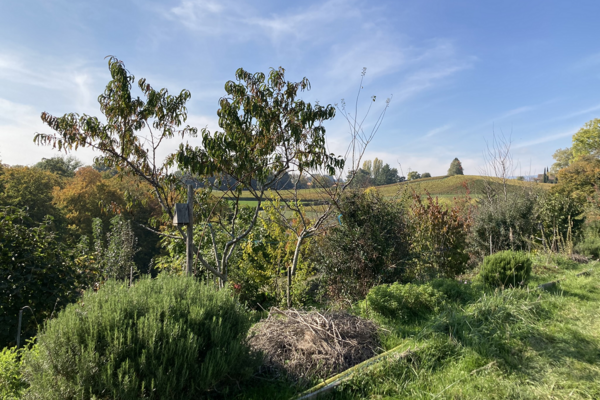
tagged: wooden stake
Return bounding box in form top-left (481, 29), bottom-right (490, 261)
top-left (187, 185), bottom-right (194, 276)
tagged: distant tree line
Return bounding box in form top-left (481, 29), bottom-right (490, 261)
top-left (347, 158), bottom-right (403, 188)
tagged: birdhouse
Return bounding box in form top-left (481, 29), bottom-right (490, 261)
top-left (173, 203), bottom-right (190, 225)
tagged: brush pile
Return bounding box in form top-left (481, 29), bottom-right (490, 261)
top-left (248, 308), bottom-right (379, 381)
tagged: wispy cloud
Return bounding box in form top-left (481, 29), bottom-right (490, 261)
top-left (425, 124), bottom-right (452, 138)
top-left (0, 52), bottom-right (104, 114)
top-left (168, 0), bottom-right (361, 43)
top-left (549, 104), bottom-right (600, 122)
top-left (513, 129), bottom-right (576, 149)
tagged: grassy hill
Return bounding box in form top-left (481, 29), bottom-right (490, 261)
top-left (213, 175), bottom-right (553, 208)
top-left (376, 174), bottom-right (553, 200)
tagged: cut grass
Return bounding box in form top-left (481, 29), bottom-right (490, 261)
top-left (229, 259), bottom-right (600, 400)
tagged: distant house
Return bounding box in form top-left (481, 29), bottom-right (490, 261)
top-left (533, 173), bottom-right (557, 183)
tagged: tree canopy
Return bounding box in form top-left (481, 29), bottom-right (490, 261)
top-left (447, 158), bottom-right (464, 176)
top-left (34, 155), bottom-right (83, 177)
top-left (572, 118), bottom-right (600, 159)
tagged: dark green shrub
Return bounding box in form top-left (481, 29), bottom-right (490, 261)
top-left (0, 207), bottom-right (85, 348)
top-left (479, 250), bottom-right (532, 288)
top-left (22, 275), bottom-right (254, 399)
top-left (429, 278), bottom-right (478, 304)
top-left (365, 282), bottom-right (446, 321)
top-left (469, 193), bottom-right (537, 259)
top-left (0, 346), bottom-right (27, 399)
top-left (319, 191), bottom-right (409, 301)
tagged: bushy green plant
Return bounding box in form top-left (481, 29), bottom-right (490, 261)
top-left (479, 250), bottom-right (532, 288)
top-left (0, 346), bottom-right (27, 399)
top-left (22, 275), bottom-right (255, 399)
top-left (319, 191), bottom-right (409, 301)
top-left (365, 282), bottom-right (446, 321)
top-left (574, 220), bottom-right (600, 259)
top-left (469, 192), bottom-right (537, 259)
top-left (429, 278), bottom-right (479, 304)
top-left (407, 191), bottom-right (472, 280)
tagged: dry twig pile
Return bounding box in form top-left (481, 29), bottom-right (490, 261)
top-left (248, 308), bottom-right (379, 381)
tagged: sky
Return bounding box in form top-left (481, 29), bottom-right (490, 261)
top-left (1, 0), bottom-right (599, 177)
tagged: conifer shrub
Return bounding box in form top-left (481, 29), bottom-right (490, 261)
top-left (365, 282), bottom-right (446, 321)
top-left (479, 250), bottom-right (532, 288)
top-left (22, 275), bottom-right (255, 399)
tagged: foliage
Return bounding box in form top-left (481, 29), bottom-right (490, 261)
top-left (0, 207), bottom-right (87, 349)
top-left (0, 346), bottom-right (27, 399)
top-left (554, 157), bottom-right (600, 203)
top-left (346, 168), bottom-right (372, 188)
top-left (429, 278), bottom-right (479, 304)
top-left (33, 56), bottom-right (228, 279)
top-left (407, 171), bottom-right (421, 180)
top-left (319, 190), bottom-right (409, 301)
top-left (572, 118), bottom-right (600, 159)
top-left (51, 166), bottom-right (123, 236)
top-left (33, 155), bottom-right (82, 178)
top-left (174, 67), bottom-right (344, 283)
top-left (534, 191), bottom-right (583, 252)
top-left (52, 167), bottom-right (161, 271)
top-left (365, 282), bottom-right (446, 321)
top-left (469, 191), bottom-right (537, 258)
top-left (574, 221), bottom-right (600, 259)
top-left (479, 250), bottom-right (532, 288)
top-left (574, 236), bottom-right (600, 259)
top-left (22, 275), bottom-right (255, 400)
top-left (550, 147), bottom-right (574, 174)
top-left (92, 214), bottom-right (139, 282)
top-left (175, 67), bottom-right (342, 187)
top-left (232, 195), bottom-right (316, 308)
top-left (447, 157), bottom-right (464, 176)
top-left (0, 166), bottom-right (64, 227)
top-left (406, 191), bottom-right (472, 279)
top-left (421, 172), bottom-right (431, 178)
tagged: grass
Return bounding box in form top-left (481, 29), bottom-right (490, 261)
top-left (229, 256), bottom-right (600, 400)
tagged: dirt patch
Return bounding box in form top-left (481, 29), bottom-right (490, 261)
top-left (248, 308), bottom-right (379, 382)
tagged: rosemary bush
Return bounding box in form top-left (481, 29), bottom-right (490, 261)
top-left (22, 275), bottom-right (254, 399)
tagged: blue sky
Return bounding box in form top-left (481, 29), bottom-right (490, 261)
top-left (1, 0), bottom-right (599, 177)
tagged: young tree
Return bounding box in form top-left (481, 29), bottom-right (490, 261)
top-left (407, 171), bottom-right (421, 180)
top-left (268, 69), bottom-right (390, 306)
top-left (550, 147), bottom-right (573, 174)
top-left (34, 57), bottom-right (231, 278)
top-left (374, 163), bottom-right (400, 186)
top-left (372, 157), bottom-right (383, 182)
top-left (33, 155), bottom-right (83, 177)
top-left (173, 67), bottom-right (343, 285)
top-left (572, 118), bottom-right (600, 159)
top-left (447, 158), bottom-right (464, 176)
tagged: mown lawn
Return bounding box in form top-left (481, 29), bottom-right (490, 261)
top-left (233, 257), bottom-right (600, 400)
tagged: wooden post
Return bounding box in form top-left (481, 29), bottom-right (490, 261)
top-left (16, 309), bottom-right (23, 349)
top-left (187, 185), bottom-right (194, 276)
